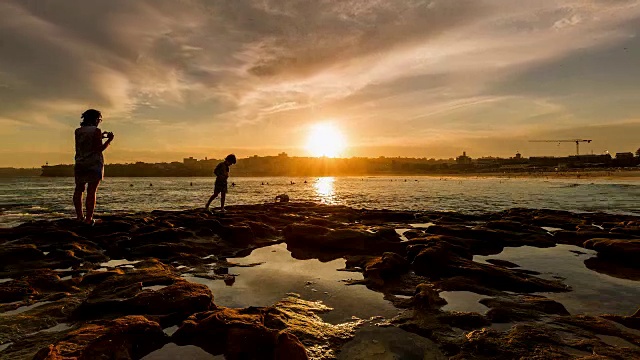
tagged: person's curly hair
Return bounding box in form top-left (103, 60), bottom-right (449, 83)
top-left (80, 109), bottom-right (102, 126)
top-left (225, 154), bottom-right (237, 164)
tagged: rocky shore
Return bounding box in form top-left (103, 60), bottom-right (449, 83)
top-left (1, 203), bottom-right (639, 359)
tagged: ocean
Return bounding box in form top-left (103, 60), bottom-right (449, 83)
top-left (1, 176), bottom-right (639, 228)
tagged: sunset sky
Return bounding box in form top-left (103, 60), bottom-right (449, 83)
top-left (1, 0), bottom-right (640, 167)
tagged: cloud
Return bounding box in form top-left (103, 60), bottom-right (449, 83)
top-left (1, 0), bottom-right (640, 166)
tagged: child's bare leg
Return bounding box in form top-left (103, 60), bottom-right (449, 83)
top-left (73, 183), bottom-right (85, 220)
top-left (220, 192), bottom-right (226, 210)
top-left (85, 181), bottom-right (100, 223)
top-left (205, 191), bottom-right (219, 210)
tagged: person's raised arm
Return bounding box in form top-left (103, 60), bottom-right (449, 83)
top-left (94, 128), bottom-right (114, 153)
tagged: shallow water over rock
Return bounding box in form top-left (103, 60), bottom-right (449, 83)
top-left (141, 344), bottom-right (224, 360)
top-left (337, 326), bottom-right (446, 360)
top-left (475, 244), bottom-right (640, 315)
top-left (184, 243), bottom-right (400, 324)
top-left (100, 259), bottom-right (140, 267)
top-left (0, 342), bottom-right (12, 352)
top-left (1, 301), bottom-right (53, 316)
top-left (440, 291), bottom-right (489, 314)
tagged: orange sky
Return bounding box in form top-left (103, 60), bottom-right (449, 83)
top-left (1, 1), bottom-right (640, 167)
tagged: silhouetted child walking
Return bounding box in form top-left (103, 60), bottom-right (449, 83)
top-left (205, 154), bottom-right (236, 212)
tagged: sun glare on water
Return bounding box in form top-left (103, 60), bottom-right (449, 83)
top-left (305, 123), bottom-right (346, 157)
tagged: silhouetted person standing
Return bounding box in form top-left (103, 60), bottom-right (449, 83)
top-left (205, 154), bottom-right (236, 212)
top-left (73, 109), bottom-right (113, 225)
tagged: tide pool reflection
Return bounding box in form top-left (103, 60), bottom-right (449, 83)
top-left (314, 177), bottom-right (335, 203)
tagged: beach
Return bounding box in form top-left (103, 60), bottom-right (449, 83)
top-left (1, 203), bottom-right (639, 359)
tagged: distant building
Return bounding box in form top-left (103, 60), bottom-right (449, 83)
top-left (183, 157), bottom-right (198, 166)
top-left (615, 152), bottom-right (635, 166)
top-left (456, 151), bottom-right (472, 165)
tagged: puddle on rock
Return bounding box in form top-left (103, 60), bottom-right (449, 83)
top-left (28, 323), bottom-right (72, 335)
top-left (410, 222), bottom-right (435, 229)
top-left (142, 285), bottom-right (167, 291)
top-left (141, 344), bottom-right (223, 360)
top-left (474, 245), bottom-right (640, 315)
top-left (0, 279), bottom-right (12, 284)
top-left (541, 226), bottom-right (564, 233)
top-left (597, 334), bottom-right (640, 349)
top-left (162, 325), bottom-right (179, 336)
top-left (560, 346), bottom-right (593, 357)
top-left (183, 243), bottom-right (399, 324)
top-left (395, 229), bottom-right (411, 241)
top-left (440, 291), bottom-right (488, 314)
top-left (489, 322), bottom-right (518, 332)
top-left (100, 259), bottom-right (140, 267)
top-left (0, 342), bottom-right (12, 352)
top-left (337, 326), bottom-right (446, 360)
top-left (1, 301), bottom-right (53, 316)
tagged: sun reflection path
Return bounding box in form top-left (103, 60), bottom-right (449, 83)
top-left (314, 177), bottom-right (336, 203)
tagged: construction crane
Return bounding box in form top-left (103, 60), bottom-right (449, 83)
top-left (529, 139), bottom-right (592, 155)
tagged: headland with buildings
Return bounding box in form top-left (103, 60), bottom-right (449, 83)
top-left (35, 149), bottom-right (640, 177)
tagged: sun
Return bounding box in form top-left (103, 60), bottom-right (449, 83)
top-left (305, 123), bottom-right (346, 157)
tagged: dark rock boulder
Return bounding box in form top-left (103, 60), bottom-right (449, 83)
top-left (75, 280), bottom-right (213, 319)
top-left (412, 240), bottom-right (567, 293)
top-left (363, 252), bottom-right (409, 286)
top-left (0, 245), bottom-right (45, 270)
top-left (480, 295), bottom-right (569, 322)
top-left (0, 279), bottom-right (37, 303)
top-left (33, 315), bottom-right (166, 360)
top-left (173, 307), bottom-right (308, 360)
top-left (584, 238), bottom-right (640, 266)
top-left (284, 223), bottom-right (396, 253)
top-left (413, 283), bottom-right (447, 309)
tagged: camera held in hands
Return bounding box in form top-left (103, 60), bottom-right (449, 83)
top-left (102, 131), bottom-right (113, 139)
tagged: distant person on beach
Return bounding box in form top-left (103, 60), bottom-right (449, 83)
top-left (205, 154), bottom-right (236, 212)
top-left (73, 109), bottom-right (113, 225)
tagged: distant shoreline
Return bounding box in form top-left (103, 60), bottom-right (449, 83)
top-left (2, 169), bottom-right (639, 179)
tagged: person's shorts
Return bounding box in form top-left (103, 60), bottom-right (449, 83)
top-left (74, 165), bottom-right (103, 185)
top-left (214, 181), bottom-right (228, 194)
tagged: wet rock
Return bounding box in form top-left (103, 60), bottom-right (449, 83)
top-left (554, 230), bottom-right (635, 246)
top-left (584, 238), bottom-right (640, 266)
top-left (337, 326), bottom-right (446, 360)
top-left (32, 315), bottom-right (166, 360)
top-left (553, 315), bottom-right (640, 346)
top-left (602, 308), bottom-right (640, 331)
top-left (484, 259), bottom-right (520, 268)
top-left (0, 279), bottom-right (37, 303)
top-left (363, 252), bottom-right (409, 286)
top-left (75, 280), bottom-right (213, 319)
top-left (80, 269), bottom-right (125, 286)
top-left (0, 245), bottom-right (45, 271)
top-left (359, 210), bottom-right (416, 222)
top-left (411, 240), bottom-right (568, 293)
top-left (284, 224), bottom-right (395, 253)
top-left (437, 311), bottom-right (490, 330)
top-left (484, 220), bottom-right (547, 235)
top-left (173, 306), bottom-right (308, 359)
top-left (480, 295), bottom-right (569, 322)
top-left (584, 257), bottom-right (640, 281)
top-left (402, 229), bottom-right (423, 239)
top-left (454, 324), bottom-right (564, 359)
top-left (413, 283), bottom-right (447, 309)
